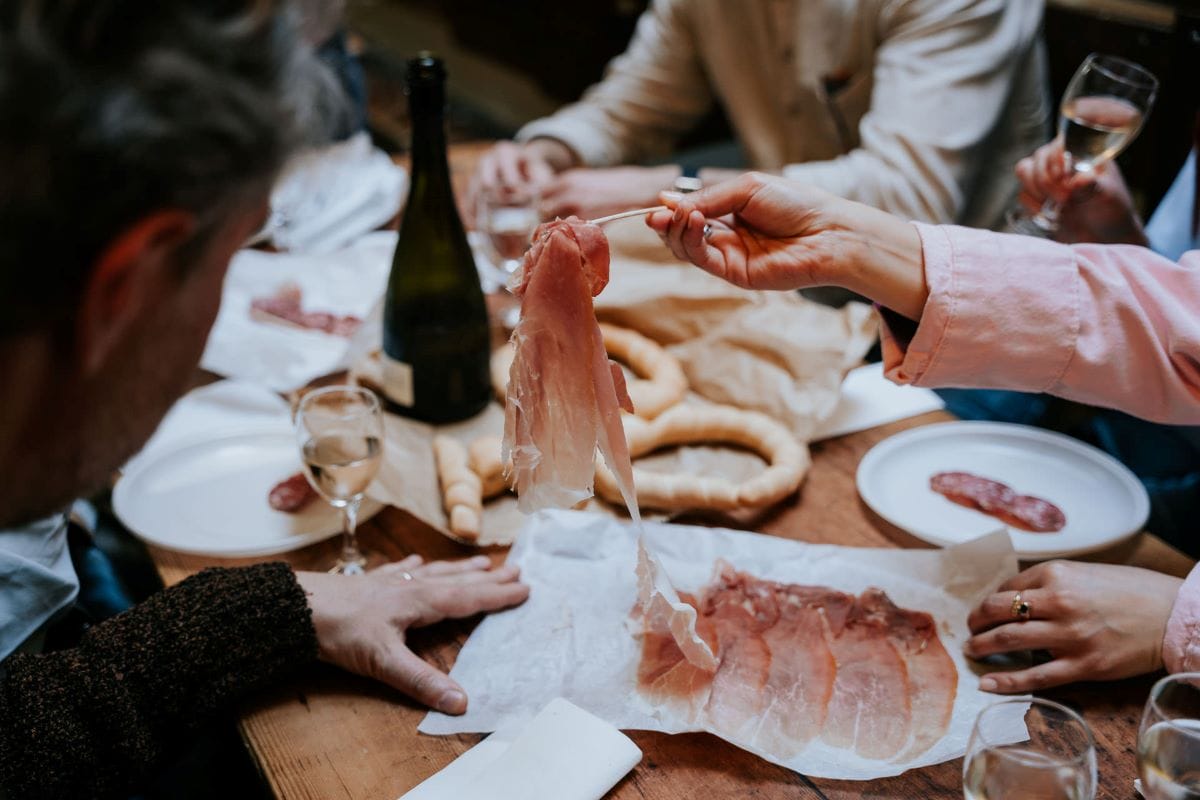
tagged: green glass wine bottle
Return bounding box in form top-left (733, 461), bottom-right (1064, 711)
top-left (382, 54), bottom-right (491, 423)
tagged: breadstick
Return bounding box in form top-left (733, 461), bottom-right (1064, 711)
top-left (594, 404), bottom-right (810, 512)
top-left (433, 435), bottom-right (482, 541)
top-left (490, 323), bottom-right (687, 419)
top-left (468, 435), bottom-right (509, 500)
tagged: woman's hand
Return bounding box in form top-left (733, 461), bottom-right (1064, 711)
top-left (966, 560), bottom-right (1181, 693)
top-left (1016, 139), bottom-right (1148, 246)
top-left (646, 172), bottom-right (929, 319)
top-left (296, 555), bottom-right (529, 714)
top-left (469, 139), bottom-right (576, 212)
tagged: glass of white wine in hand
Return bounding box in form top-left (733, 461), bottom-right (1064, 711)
top-left (1138, 672), bottom-right (1200, 799)
top-left (295, 385), bottom-right (384, 575)
top-left (1010, 52), bottom-right (1158, 236)
top-left (963, 697), bottom-right (1097, 800)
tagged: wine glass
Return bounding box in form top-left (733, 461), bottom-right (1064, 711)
top-left (295, 385), bottom-right (384, 575)
top-left (963, 698), bottom-right (1097, 800)
top-left (1138, 672), bottom-right (1200, 799)
top-left (1008, 53), bottom-right (1158, 237)
top-left (476, 184), bottom-right (540, 328)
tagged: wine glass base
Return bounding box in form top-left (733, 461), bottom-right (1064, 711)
top-left (1005, 208), bottom-right (1056, 239)
top-left (329, 555), bottom-right (367, 575)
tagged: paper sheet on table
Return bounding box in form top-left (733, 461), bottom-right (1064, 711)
top-left (201, 231), bottom-right (395, 391)
top-left (356, 219), bottom-right (876, 545)
top-left (420, 510), bottom-right (1029, 780)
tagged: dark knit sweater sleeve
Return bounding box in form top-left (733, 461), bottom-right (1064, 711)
top-left (0, 562), bottom-right (318, 799)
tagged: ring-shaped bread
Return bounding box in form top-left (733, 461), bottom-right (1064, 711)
top-left (491, 322), bottom-right (687, 419)
top-left (593, 404), bottom-right (810, 511)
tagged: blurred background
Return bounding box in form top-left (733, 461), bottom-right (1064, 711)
top-left (347, 0), bottom-right (1200, 218)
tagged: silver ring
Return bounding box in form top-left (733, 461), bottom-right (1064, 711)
top-left (702, 223), bottom-right (713, 240)
top-left (401, 571), bottom-right (414, 582)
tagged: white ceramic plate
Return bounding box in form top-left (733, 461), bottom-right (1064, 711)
top-left (856, 421), bottom-right (1149, 559)
top-left (114, 427), bottom-right (381, 557)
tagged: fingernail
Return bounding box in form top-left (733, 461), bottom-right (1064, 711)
top-left (438, 689), bottom-right (467, 713)
top-left (660, 191), bottom-right (684, 202)
top-left (979, 676), bottom-right (997, 692)
top-left (472, 555), bottom-right (491, 566)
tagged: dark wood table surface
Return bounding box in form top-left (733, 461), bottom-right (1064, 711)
top-left (144, 142), bottom-right (1193, 799)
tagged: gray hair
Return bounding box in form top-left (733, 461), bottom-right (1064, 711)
top-left (0, 0), bottom-right (345, 334)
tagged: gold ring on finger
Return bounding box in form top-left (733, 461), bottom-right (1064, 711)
top-left (1010, 592), bottom-right (1031, 620)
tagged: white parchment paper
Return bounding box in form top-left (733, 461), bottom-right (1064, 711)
top-left (420, 510), bottom-right (1029, 779)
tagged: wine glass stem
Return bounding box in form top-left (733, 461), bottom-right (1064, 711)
top-left (341, 498), bottom-right (362, 567)
top-left (1034, 196), bottom-right (1063, 230)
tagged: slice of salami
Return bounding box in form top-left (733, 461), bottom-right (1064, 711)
top-left (929, 471), bottom-right (1065, 533)
top-left (269, 472), bottom-right (318, 513)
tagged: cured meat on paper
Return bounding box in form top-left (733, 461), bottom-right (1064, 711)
top-left (635, 554), bottom-right (957, 762)
top-left (250, 282), bottom-right (362, 337)
top-left (502, 218), bottom-right (638, 517)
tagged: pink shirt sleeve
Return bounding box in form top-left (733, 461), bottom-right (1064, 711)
top-left (1164, 564), bottom-right (1200, 674)
top-left (881, 223), bottom-right (1200, 424)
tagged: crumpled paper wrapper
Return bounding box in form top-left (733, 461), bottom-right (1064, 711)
top-left (419, 510), bottom-right (1030, 780)
top-left (358, 218), bottom-right (875, 545)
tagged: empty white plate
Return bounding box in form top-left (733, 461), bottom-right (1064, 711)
top-left (856, 421), bottom-right (1149, 559)
top-left (114, 426), bottom-right (381, 558)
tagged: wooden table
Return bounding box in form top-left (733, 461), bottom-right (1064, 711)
top-left (148, 405), bottom-right (1194, 800)
top-left (148, 142), bottom-right (1195, 798)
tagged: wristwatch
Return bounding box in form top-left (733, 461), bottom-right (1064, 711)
top-left (673, 165), bottom-right (702, 194)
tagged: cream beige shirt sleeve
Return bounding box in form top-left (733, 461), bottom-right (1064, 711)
top-left (517, 0), bottom-right (1046, 231)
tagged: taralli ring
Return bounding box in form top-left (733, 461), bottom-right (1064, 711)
top-left (593, 404), bottom-right (810, 511)
top-left (1010, 592), bottom-right (1031, 620)
top-left (491, 322), bottom-right (688, 419)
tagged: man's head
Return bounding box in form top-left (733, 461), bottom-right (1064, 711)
top-left (0, 0), bottom-right (334, 526)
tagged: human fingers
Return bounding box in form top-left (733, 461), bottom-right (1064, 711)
top-left (1033, 144), bottom-right (1069, 202)
top-left (964, 620), bottom-right (1068, 659)
top-left (978, 657), bottom-right (1085, 694)
top-left (410, 555), bottom-right (492, 578)
top-left (376, 555), bottom-right (424, 575)
top-left (375, 643), bottom-right (469, 714)
top-left (659, 173), bottom-right (761, 223)
top-left (1018, 190), bottom-right (1043, 215)
top-left (494, 142), bottom-right (527, 190)
top-left (1015, 157), bottom-right (1045, 206)
top-left (522, 151), bottom-right (555, 187)
top-left (967, 587), bottom-right (1057, 633)
top-left (422, 563), bottom-right (523, 587)
top-left (995, 562), bottom-right (1058, 594)
top-left (422, 575), bottom-right (530, 620)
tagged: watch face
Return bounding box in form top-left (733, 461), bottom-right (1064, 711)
top-left (674, 175), bottom-right (703, 193)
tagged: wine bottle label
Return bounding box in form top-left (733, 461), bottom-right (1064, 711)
top-left (381, 353), bottom-right (415, 407)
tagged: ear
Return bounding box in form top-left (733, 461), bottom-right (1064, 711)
top-left (76, 210), bottom-right (197, 376)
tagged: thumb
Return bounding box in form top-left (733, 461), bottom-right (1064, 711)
top-left (660, 172), bottom-right (764, 220)
top-left (376, 644), bottom-right (469, 714)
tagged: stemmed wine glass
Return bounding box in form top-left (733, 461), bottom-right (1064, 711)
top-left (476, 184), bottom-right (540, 328)
top-left (1008, 53), bottom-right (1158, 237)
top-left (963, 698), bottom-right (1097, 800)
top-left (295, 385), bottom-right (384, 575)
top-left (1138, 672), bottom-right (1200, 798)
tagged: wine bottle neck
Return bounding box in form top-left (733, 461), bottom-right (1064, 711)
top-left (408, 89), bottom-right (453, 189)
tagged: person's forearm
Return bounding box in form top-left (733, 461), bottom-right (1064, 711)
top-left (0, 563), bottom-right (317, 799)
top-left (820, 198), bottom-right (928, 320)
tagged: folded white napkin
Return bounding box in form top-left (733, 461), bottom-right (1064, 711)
top-left (201, 231), bottom-right (395, 391)
top-left (813, 361), bottom-right (945, 441)
top-left (402, 698), bottom-right (642, 800)
top-left (267, 132), bottom-right (408, 255)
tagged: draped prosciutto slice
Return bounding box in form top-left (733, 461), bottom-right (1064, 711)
top-left (821, 592), bottom-right (912, 760)
top-left (503, 217), bottom-right (638, 517)
top-left (855, 588), bottom-right (958, 759)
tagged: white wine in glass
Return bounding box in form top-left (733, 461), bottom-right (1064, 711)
top-left (963, 698), bottom-right (1096, 800)
top-left (1139, 673), bottom-right (1200, 799)
top-left (1009, 52), bottom-right (1158, 236)
top-left (477, 184), bottom-right (539, 329)
top-left (296, 385), bottom-right (384, 575)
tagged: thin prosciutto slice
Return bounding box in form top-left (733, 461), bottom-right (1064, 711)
top-left (633, 556), bottom-right (957, 763)
top-left (503, 217), bottom-right (637, 517)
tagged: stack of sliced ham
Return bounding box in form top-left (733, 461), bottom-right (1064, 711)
top-left (502, 217), bottom-right (638, 518)
top-left (635, 546), bottom-right (957, 761)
